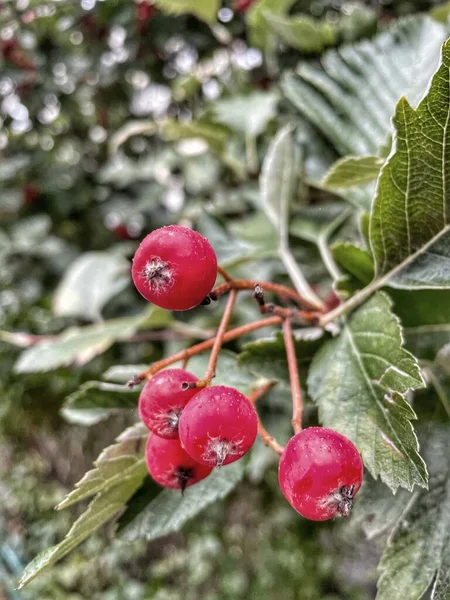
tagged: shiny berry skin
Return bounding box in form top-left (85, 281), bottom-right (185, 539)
top-left (278, 427), bottom-right (363, 521)
top-left (131, 225), bottom-right (217, 311)
top-left (178, 385), bottom-right (258, 467)
top-left (139, 368), bottom-right (199, 439)
top-left (145, 435), bottom-right (213, 491)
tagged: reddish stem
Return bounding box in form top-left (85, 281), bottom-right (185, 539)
top-left (217, 265), bottom-right (233, 282)
top-left (248, 381), bottom-right (285, 455)
top-left (283, 319), bottom-right (303, 434)
top-left (128, 315), bottom-right (283, 386)
top-left (202, 289), bottom-right (237, 385)
top-left (211, 279), bottom-right (316, 309)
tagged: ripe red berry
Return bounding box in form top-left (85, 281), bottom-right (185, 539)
top-left (139, 368), bottom-right (199, 439)
top-left (278, 427), bottom-right (363, 521)
top-left (131, 225), bottom-right (217, 311)
top-left (234, 0), bottom-right (256, 13)
top-left (178, 385), bottom-right (258, 467)
top-left (145, 434), bottom-right (212, 491)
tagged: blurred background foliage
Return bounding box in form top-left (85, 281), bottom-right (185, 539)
top-left (0, 0), bottom-right (448, 598)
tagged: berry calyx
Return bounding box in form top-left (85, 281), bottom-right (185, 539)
top-left (278, 427), bottom-right (363, 521)
top-left (139, 368), bottom-right (199, 439)
top-left (131, 225), bottom-right (217, 311)
top-left (178, 385), bottom-right (258, 467)
top-left (145, 435), bottom-right (213, 491)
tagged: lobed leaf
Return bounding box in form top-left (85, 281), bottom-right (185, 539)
top-left (308, 292), bottom-right (427, 492)
top-left (56, 422), bottom-right (148, 510)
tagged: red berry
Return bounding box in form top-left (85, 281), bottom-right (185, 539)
top-left (139, 368), bottom-right (199, 439)
top-left (145, 434), bottom-right (212, 491)
top-left (278, 427), bottom-right (363, 521)
top-left (178, 385), bottom-right (258, 467)
top-left (131, 225), bottom-right (217, 311)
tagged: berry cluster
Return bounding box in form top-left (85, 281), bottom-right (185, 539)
top-left (131, 225), bottom-right (364, 519)
top-left (139, 368), bottom-right (258, 490)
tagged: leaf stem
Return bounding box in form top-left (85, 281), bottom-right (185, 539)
top-left (283, 318), bottom-right (303, 433)
top-left (248, 381), bottom-right (285, 455)
top-left (128, 315), bottom-right (283, 386)
top-left (202, 289), bottom-right (237, 385)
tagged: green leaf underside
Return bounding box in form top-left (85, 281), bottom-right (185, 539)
top-left (53, 252), bottom-right (129, 321)
top-left (376, 424), bottom-right (450, 600)
top-left (18, 476), bottom-right (144, 589)
top-left (13, 306), bottom-right (170, 372)
top-left (307, 292), bottom-right (427, 492)
top-left (370, 40), bottom-right (450, 285)
top-left (57, 422), bottom-right (148, 510)
top-left (323, 156), bottom-right (384, 188)
top-left (213, 91), bottom-right (279, 139)
top-left (281, 16), bottom-right (449, 156)
top-left (152, 0), bottom-right (219, 23)
top-left (247, 0), bottom-right (296, 51)
top-left (120, 462), bottom-right (244, 542)
top-left (61, 381), bottom-right (139, 425)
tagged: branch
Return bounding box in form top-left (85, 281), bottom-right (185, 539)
top-left (128, 315), bottom-right (283, 386)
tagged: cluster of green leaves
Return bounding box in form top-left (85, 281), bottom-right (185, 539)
top-left (2, 1), bottom-right (450, 599)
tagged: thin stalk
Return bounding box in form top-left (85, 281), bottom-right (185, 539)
top-left (283, 319), bottom-right (303, 433)
top-left (248, 381), bottom-right (285, 455)
top-left (128, 315), bottom-right (283, 386)
top-left (202, 289), bottom-right (237, 385)
top-left (211, 279), bottom-right (317, 309)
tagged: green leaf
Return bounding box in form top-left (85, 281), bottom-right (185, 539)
top-left (323, 156), bottom-right (384, 188)
top-left (152, 0), bottom-right (219, 23)
top-left (247, 0), bottom-right (296, 50)
top-left (353, 474), bottom-right (412, 540)
top-left (56, 422), bottom-right (148, 510)
top-left (213, 91), bottom-right (279, 139)
top-left (430, 1), bottom-right (450, 23)
top-left (102, 364), bottom-right (149, 384)
top-left (264, 12), bottom-right (336, 53)
top-left (239, 329), bottom-right (323, 386)
top-left (332, 242), bottom-right (374, 286)
top-left (162, 119), bottom-right (230, 155)
top-left (18, 475), bottom-right (144, 589)
top-left (260, 125), bottom-right (324, 309)
top-left (376, 424), bottom-right (450, 600)
top-left (390, 289), bottom-right (450, 360)
top-left (61, 381), bottom-right (139, 425)
top-left (53, 252), bottom-right (130, 321)
top-left (187, 350), bottom-right (256, 396)
top-left (370, 41), bottom-right (450, 289)
top-left (281, 16), bottom-right (449, 156)
top-left (120, 461), bottom-right (244, 542)
top-left (13, 306), bottom-right (170, 372)
top-left (308, 292), bottom-right (427, 492)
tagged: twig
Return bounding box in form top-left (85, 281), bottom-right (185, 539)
top-left (283, 319), bottom-right (303, 433)
top-left (202, 289), bottom-right (237, 385)
top-left (217, 265), bottom-right (233, 282)
top-left (248, 381), bottom-right (285, 455)
top-left (253, 284), bottom-right (320, 324)
top-left (211, 279), bottom-right (317, 309)
top-left (127, 315), bottom-right (283, 386)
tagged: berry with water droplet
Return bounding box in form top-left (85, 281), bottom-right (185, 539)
top-left (131, 225), bottom-right (217, 311)
top-left (178, 385), bottom-right (258, 467)
top-left (145, 435), bottom-right (213, 492)
top-left (278, 427), bottom-right (363, 521)
top-left (139, 368), bottom-right (199, 439)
